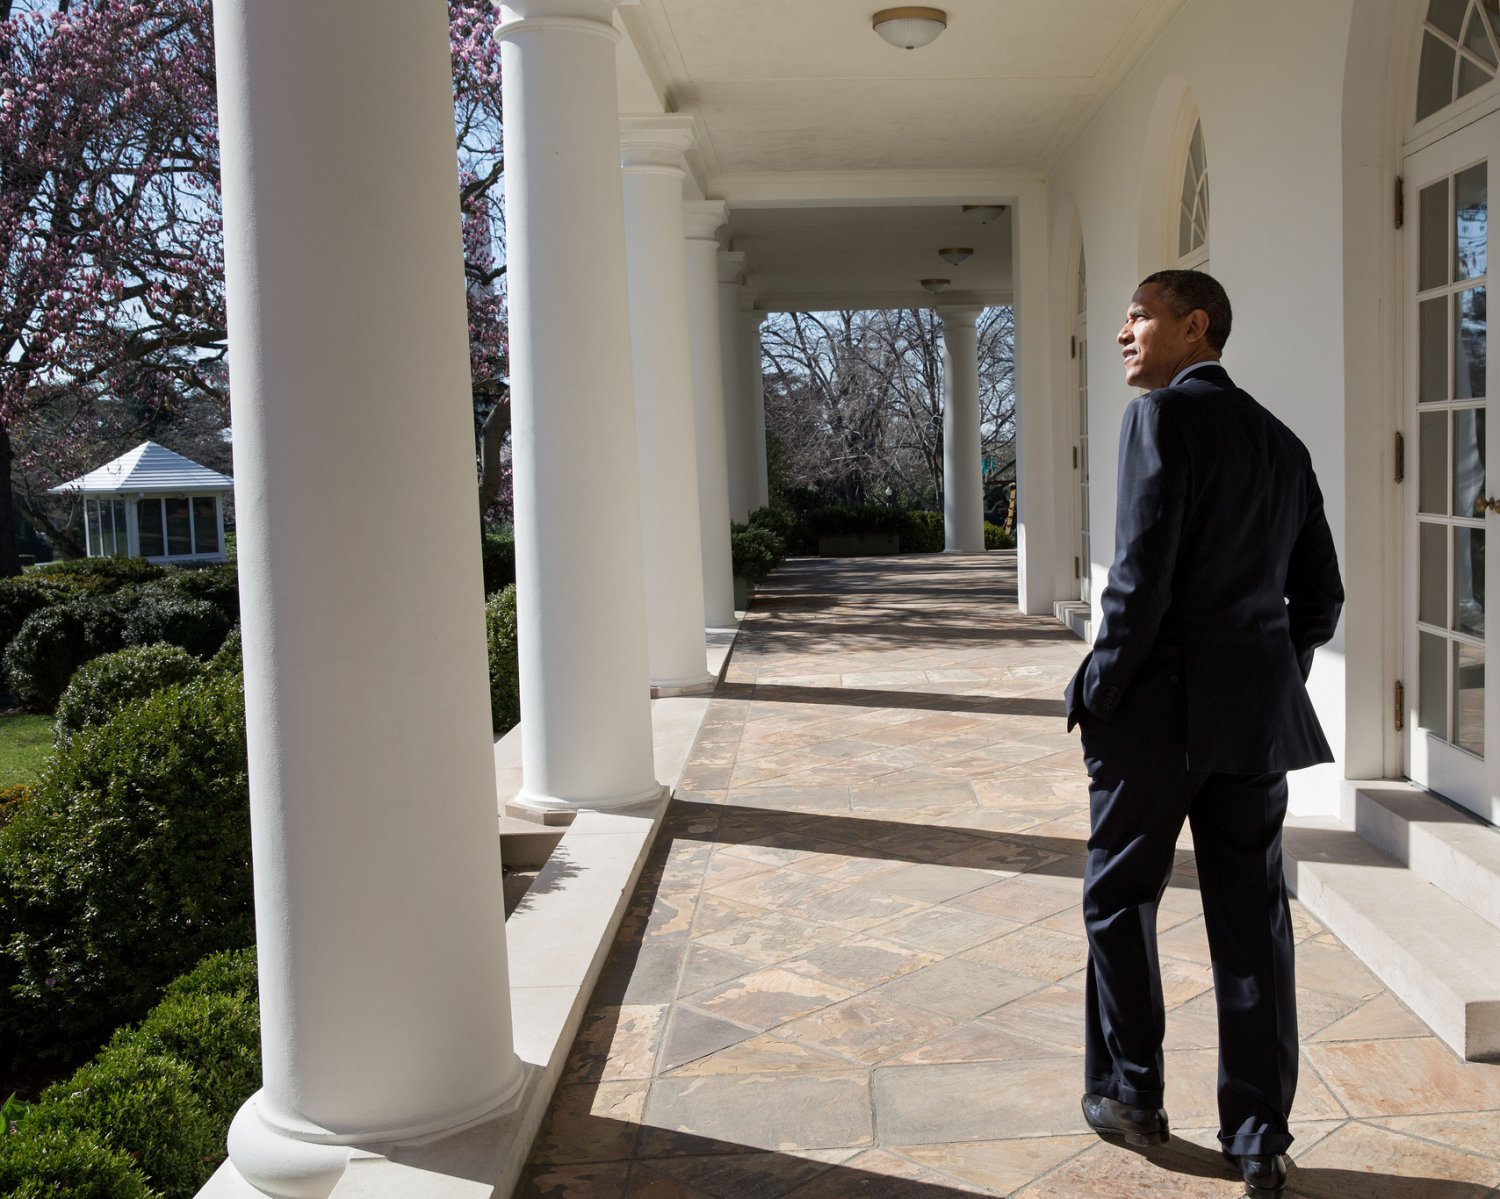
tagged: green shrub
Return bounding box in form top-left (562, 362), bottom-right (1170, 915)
top-left (801, 504), bottom-right (906, 538)
top-left (0, 670), bottom-right (252, 1062)
top-left (54, 644), bottom-right (205, 749)
top-left (123, 594), bottom-right (232, 660)
top-left (0, 782), bottom-right (32, 829)
top-left (486, 584), bottom-right (520, 735)
top-left (747, 504), bottom-right (796, 541)
top-left (33, 556), bottom-right (165, 589)
top-left (0, 948), bottom-right (261, 1198)
top-left (730, 523), bottom-right (784, 583)
top-left (0, 1128), bottom-right (152, 1199)
top-left (0, 577), bottom-right (75, 679)
top-left (899, 510), bottom-right (945, 553)
top-left (129, 983), bottom-right (260, 1117)
top-left (154, 562), bottom-right (240, 624)
top-left (26, 1045), bottom-right (222, 1197)
top-left (4, 598), bottom-right (128, 711)
top-left (482, 532), bottom-right (517, 595)
top-left (210, 624), bottom-right (243, 675)
top-left (984, 521), bottom-right (1016, 550)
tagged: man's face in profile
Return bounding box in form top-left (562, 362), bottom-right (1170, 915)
top-left (1116, 283), bottom-right (1204, 391)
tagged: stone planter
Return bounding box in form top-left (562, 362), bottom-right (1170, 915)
top-left (818, 532), bottom-right (900, 558)
top-left (733, 574), bottom-right (752, 610)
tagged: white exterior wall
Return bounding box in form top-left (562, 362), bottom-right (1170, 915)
top-left (1045, 0), bottom-right (1364, 814)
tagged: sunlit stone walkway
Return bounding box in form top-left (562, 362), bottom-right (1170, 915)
top-left (521, 554), bottom-right (1500, 1198)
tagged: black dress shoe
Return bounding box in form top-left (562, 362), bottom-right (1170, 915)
top-left (1080, 1093), bottom-right (1169, 1147)
top-left (1222, 1150), bottom-right (1289, 1197)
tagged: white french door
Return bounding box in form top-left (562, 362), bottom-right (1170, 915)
top-left (1405, 109), bottom-right (1496, 822)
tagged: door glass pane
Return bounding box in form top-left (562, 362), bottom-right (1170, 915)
top-left (86, 502), bottom-right (100, 557)
top-left (1422, 521), bottom-right (1450, 624)
top-left (139, 499), bottom-right (164, 557)
top-left (1430, 0), bottom-right (1467, 39)
top-left (1456, 163), bottom-right (1488, 281)
top-left (1422, 179), bottom-right (1450, 291)
top-left (1422, 411), bottom-right (1450, 513)
top-left (1420, 629), bottom-right (1449, 733)
top-left (1418, 33), bottom-right (1458, 121)
top-left (1455, 407), bottom-right (1486, 515)
top-left (1422, 297), bottom-right (1451, 402)
top-left (1456, 642), bottom-right (1485, 754)
top-left (111, 501), bottom-right (126, 557)
top-left (1457, 54), bottom-right (1493, 99)
top-left (193, 498), bottom-right (219, 555)
top-left (1468, 5), bottom-right (1500, 64)
top-left (1457, 287), bottom-right (1488, 399)
top-left (1456, 527), bottom-right (1487, 635)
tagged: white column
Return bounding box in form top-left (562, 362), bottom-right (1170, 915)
top-left (499, 0), bottom-right (661, 812)
top-left (1012, 184), bottom-right (1055, 615)
top-left (941, 306), bottom-right (986, 553)
top-left (718, 253), bottom-right (749, 522)
top-left (620, 116), bottom-right (713, 694)
top-left (684, 202), bottom-right (736, 629)
top-left (213, 4), bottom-right (522, 1195)
top-left (739, 305), bottom-right (770, 513)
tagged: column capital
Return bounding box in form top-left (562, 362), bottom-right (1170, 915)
top-left (939, 305), bottom-right (985, 329)
top-left (620, 113), bottom-right (696, 173)
top-left (717, 249), bottom-right (746, 285)
top-left (683, 200), bottom-right (728, 243)
top-left (497, 0), bottom-right (623, 44)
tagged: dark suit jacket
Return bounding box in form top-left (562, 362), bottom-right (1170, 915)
top-left (1064, 364), bottom-right (1344, 774)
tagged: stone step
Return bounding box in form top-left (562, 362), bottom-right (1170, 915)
top-left (1350, 783), bottom-right (1500, 930)
top-left (1284, 816), bottom-right (1500, 1061)
top-left (499, 814), bottom-right (566, 869)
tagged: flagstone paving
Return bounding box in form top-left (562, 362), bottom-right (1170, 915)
top-left (520, 553), bottom-right (1500, 1198)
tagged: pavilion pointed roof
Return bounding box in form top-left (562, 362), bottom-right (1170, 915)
top-left (49, 441), bottom-right (235, 496)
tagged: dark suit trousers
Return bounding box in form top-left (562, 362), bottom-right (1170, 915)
top-left (1079, 697), bottom-right (1299, 1157)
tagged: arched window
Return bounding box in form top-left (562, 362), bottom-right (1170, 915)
top-left (1416, 0), bottom-right (1500, 123)
top-left (1176, 118), bottom-right (1210, 267)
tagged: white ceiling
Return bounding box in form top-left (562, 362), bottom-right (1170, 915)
top-left (615, 0), bottom-right (1186, 310)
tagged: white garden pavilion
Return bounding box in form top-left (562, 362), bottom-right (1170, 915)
top-left (49, 441), bottom-right (232, 564)
top-left (203, 1), bottom-right (1498, 1195)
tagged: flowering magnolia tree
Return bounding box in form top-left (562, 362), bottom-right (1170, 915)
top-left (0, 0), bottom-right (510, 572)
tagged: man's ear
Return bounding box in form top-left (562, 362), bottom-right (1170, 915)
top-left (1184, 307), bottom-right (1211, 345)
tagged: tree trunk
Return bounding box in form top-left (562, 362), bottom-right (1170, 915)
top-left (476, 391), bottom-right (510, 516)
top-left (0, 428), bottom-right (21, 577)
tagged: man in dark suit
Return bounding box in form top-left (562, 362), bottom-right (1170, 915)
top-left (1064, 270), bottom-right (1343, 1199)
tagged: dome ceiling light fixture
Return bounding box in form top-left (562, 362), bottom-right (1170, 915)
top-left (962, 204), bottom-right (1006, 224)
top-left (920, 278), bottom-right (951, 293)
top-left (872, 7), bottom-right (947, 50)
top-left (938, 247), bottom-right (973, 265)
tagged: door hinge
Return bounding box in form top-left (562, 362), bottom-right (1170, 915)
top-left (1394, 680), bottom-right (1405, 731)
top-left (1071, 335), bottom-right (1077, 359)
top-left (1395, 430), bottom-right (1405, 484)
top-left (1074, 556), bottom-right (1081, 579)
top-left (1072, 445), bottom-right (1079, 469)
top-left (1395, 175), bottom-right (1405, 230)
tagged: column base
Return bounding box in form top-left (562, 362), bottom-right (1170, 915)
top-left (224, 1071), bottom-right (526, 1199)
top-left (650, 671), bottom-right (717, 697)
top-left (511, 780), bottom-right (668, 815)
top-left (943, 545), bottom-right (986, 555)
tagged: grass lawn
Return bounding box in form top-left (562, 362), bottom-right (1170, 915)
top-left (0, 712), bottom-right (54, 789)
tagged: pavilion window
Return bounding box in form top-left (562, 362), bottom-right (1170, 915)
top-left (165, 498), bottom-right (192, 556)
top-left (139, 498), bottom-right (165, 558)
top-left (192, 498), bottom-right (219, 555)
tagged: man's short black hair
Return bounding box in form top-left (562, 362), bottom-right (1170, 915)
top-left (1140, 269), bottom-right (1232, 353)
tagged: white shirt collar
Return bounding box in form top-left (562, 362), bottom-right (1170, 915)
top-left (1169, 359), bottom-right (1222, 388)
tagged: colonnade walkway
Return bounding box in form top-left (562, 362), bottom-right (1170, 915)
top-left (521, 553), bottom-right (1500, 1198)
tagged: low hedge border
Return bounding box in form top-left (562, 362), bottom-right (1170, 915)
top-left (0, 948), bottom-right (260, 1199)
